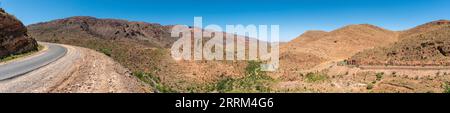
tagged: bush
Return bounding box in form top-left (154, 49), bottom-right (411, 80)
top-left (133, 71), bottom-right (176, 93)
top-left (444, 83), bottom-right (450, 93)
top-left (367, 83), bottom-right (374, 90)
top-left (215, 77), bottom-right (235, 92)
top-left (305, 72), bottom-right (328, 82)
top-left (376, 72), bottom-right (384, 81)
top-left (245, 61), bottom-right (264, 77)
top-left (98, 48), bottom-right (112, 57)
top-left (337, 60), bottom-right (348, 66)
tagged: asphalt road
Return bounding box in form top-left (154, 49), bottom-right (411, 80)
top-left (0, 42), bottom-right (67, 80)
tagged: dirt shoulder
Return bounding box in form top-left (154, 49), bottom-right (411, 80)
top-left (0, 44), bottom-right (149, 93)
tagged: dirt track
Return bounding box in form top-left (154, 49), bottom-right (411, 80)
top-left (0, 44), bottom-right (149, 93)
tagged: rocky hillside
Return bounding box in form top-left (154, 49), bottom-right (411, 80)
top-left (349, 20), bottom-right (450, 66)
top-left (0, 8), bottom-right (38, 58)
top-left (285, 24), bottom-right (399, 60)
top-left (278, 24), bottom-right (399, 73)
top-left (28, 16), bottom-right (176, 48)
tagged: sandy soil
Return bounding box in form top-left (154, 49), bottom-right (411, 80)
top-left (0, 44), bottom-right (149, 93)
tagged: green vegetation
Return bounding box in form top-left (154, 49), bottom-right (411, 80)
top-left (443, 82), bottom-right (450, 93)
top-left (0, 45), bottom-right (44, 62)
top-left (337, 60), bottom-right (349, 66)
top-left (129, 61), bottom-right (276, 93)
top-left (98, 48), bottom-right (112, 57)
top-left (376, 72), bottom-right (384, 81)
top-left (367, 83), bottom-right (374, 90)
top-left (305, 72), bottom-right (328, 83)
top-left (133, 71), bottom-right (176, 93)
top-left (213, 61), bottom-right (274, 93)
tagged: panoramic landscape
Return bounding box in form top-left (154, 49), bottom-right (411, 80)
top-left (1, 0), bottom-right (450, 93)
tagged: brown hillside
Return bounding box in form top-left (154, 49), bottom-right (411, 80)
top-left (278, 24), bottom-right (398, 72)
top-left (399, 20), bottom-right (450, 39)
top-left (284, 30), bottom-right (328, 48)
top-left (28, 16), bottom-right (175, 48)
top-left (349, 20), bottom-right (450, 66)
top-left (284, 24), bottom-right (398, 60)
top-left (0, 8), bottom-right (38, 58)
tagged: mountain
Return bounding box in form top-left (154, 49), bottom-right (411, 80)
top-left (283, 30), bottom-right (328, 49)
top-left (28, 16), bottom-right (175, 48)
top-left (349, 20), bottom-right (450, 66)
top-left (288, 24), bottom-right (398, 59)
top-left (278, 24), bottom-right (399, 72)
top-left (0, 8), bottom-right (38, 58)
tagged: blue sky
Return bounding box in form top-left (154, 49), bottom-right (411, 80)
top-left (1, 0), bottom-right (450, 42)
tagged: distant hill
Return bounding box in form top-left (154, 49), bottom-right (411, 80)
top-left (284, 30), bottom-right (328, 49)
top-left (0, 8), bottom-right (38, 58)
top-left (278, 24), bottom-right (399, 72)
top-left (349, 20), bottom-right (450, 66)
top-left (284, 24), bottom-right (398, 60)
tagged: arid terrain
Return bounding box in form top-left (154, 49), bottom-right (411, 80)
top-left (273, 20), bottom-right (450, 93)
top-left (25, 14), bottom-right (450, 93)
top-left (0, 9), bottom-right (147, 93)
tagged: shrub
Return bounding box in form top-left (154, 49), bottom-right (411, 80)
top-left (133, 71), bottom-right (176, 93)
top-left (444, 83), bottom-right (450, 93)
top-left (376, 72), bottom-right (384, 81)
top-left (392, 71), bottom-right (397, 75)
top-left (245, 60), bottom-right (264, 77)
top-left (337, 60), bottom-right (348, 66)
top-left (367, 83), bottom-right (374, 90)
top-left (305, 72), bottom-right (328, 82)
top-left (98, 48), bottom-right (112, 57)
top-left (215, 77), bottom-right (235, 93)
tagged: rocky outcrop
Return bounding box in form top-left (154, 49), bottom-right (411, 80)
top-left (0, 8), bottom-right (38, 58)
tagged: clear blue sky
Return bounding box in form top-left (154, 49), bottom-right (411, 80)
top-left (1, 0), bottom-right (450, 42)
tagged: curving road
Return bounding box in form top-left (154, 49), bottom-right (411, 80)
top-left (0, 42), bottom-right (147, 93)
top-left (0, 42), bottom-right (67, 80)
